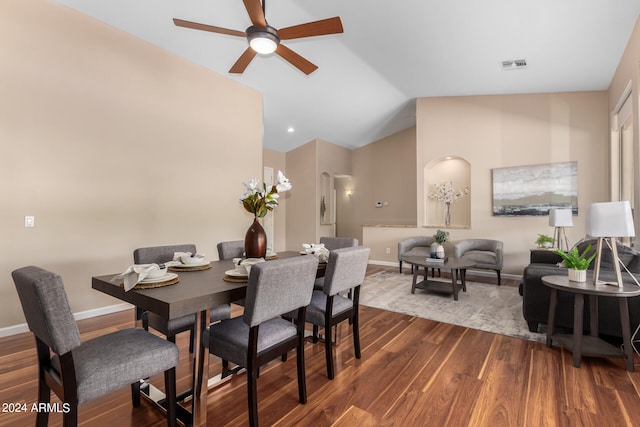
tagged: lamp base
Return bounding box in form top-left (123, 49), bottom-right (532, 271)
top-left (593, 237), bottom-right (624, 288)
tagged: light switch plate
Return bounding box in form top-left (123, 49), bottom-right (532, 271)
top-left (24, 216), bottom-right (35, 228)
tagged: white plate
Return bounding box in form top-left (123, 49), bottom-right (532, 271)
top-left (176, 259), bottom-right (210, 268)
top-left (139, 272), bottom-right (178, 284)
top-left (225, 269), bottom-right (248, 278)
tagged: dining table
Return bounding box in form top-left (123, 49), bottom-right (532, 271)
top-left (91, 250), bottom-right (321, 426)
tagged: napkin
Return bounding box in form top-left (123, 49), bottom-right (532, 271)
top-left (232, 257), bottom-right (265, 276)
top-left (302, 243), bottom-right (329, 262)
top-left (111, 262), bottom-right (179, 292)
top-left (173, 252), bottom-right (206, 262)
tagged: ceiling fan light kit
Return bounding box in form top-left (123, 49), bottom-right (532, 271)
top-left (247, 25), bottom-right (280, 54)
top-left (173, 0), bottom-right (343, 75)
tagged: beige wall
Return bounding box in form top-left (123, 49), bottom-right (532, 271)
top-left (608, 15), bottom-right (640, 246)
top-left (0, 0), bottom-right (263, 329)
top-left (365, 93), bottom-right (610, 275)
top-left (263, 148), bottom-right (287, 252)
top-left (340, 127), bottom-right (417, 243)
top-left (285, 139), bottom-right (352, 249)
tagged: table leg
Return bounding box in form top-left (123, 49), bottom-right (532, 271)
top-left (572, 294), bottom-right (584, 368)
top-left (411, 266), bottom-right (419, 294)
top-left (546, 289), bottom-right (558, 347)
top-left (451, 269), bottom-right (459, 301)
top-left (589, 295), bottom-right (598, 337)
top-left (618, 299), bottom-right (635, 372)
top-left (192, 309), bottom-right (210, 426)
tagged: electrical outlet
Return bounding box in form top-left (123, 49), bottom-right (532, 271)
top-left (385, 247), bottom-right (391, 254)
top-left (25, 216), bottom-right (35, 228)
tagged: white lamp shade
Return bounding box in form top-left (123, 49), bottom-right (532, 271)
top-left (587, 201), bottom-right (635, 237)
top-left (549, 208), bottom-right (573, 227)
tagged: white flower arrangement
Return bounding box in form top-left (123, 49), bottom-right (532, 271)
top-left (240, 170), bottom-right (292, 218)
top-left (427, 181), bottom-right (469, 203)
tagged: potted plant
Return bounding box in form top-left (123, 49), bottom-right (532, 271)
top-left (535, 234), bottom-right (555, 248)
top-left (555, 244), bottom-right (597, 282)
top-left (430, 229), bottom-right (449, 259)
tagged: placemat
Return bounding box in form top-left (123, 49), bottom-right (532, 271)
top-left (169, 264), bottom-right (212, 272)
top-left (223, 275), bottom-right (248, 283)
top-left (119, 276), bottom-right (180, 289)
top-left (266, 254), bottom-right (279, 260)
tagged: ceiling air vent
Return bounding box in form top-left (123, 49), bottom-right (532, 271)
top-left (501, 59), bottom-right (527, 70)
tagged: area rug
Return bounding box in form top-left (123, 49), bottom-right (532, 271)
top-left (360, 271), bottom-right (545, 343)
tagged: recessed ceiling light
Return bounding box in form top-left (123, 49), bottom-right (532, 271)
top-left (287, 127), bottom-right (295, 133)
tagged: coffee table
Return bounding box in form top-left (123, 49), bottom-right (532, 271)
top-left (402, 256), bottom-right (475, 301)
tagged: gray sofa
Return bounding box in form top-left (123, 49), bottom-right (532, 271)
top-left (522, 239), bottom-right (640, 338)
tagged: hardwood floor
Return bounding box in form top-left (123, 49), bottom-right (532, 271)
top-left (1, 266), bottom-right (639, 426)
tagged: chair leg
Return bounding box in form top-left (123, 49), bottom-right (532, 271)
top-left (164, 368), bottom-right (177, 427)
top-left (247, 365), bottom-right (259, 427)
top-left (131, 381), bottom-right (141, 407)
top-left (62, 404), bottom-right (78, 427)
top-left (324, 321), bottom-right (335, 380)
top-left (36, 376), bottom-right (50, 427)
top-left (296, 335), bottom-right (307, 404)
top-left (399, 260), bottom-right (403, 273)
top-left (353, 312), bottom-right (361, 360)
top-left (312, 325), bottom-right (319, 343)
top-left (496, 270), bottom-right (501, 286)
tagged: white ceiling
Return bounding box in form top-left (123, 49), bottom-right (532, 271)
top-left (56, 0), bottom-right (640, 152)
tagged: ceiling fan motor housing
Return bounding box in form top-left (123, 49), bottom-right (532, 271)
top-left (247, 25), bottom-right (280, 54)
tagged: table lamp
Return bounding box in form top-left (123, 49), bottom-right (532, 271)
top-left (549, 208), bottom-right (573, 251)
top-left (587, 201), bottom-right (636, 287)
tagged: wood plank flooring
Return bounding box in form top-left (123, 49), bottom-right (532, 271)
top-left (1, 266), bottom-right (639, 426)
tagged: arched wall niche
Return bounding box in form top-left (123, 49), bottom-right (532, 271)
top-left (424, 157), bottom-right (471, 228)
top-left (320, 172), bottom-right (333, 225)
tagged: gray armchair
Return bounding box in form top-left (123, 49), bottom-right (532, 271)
top-left (397, 236), bottom-right (436, 273)
top-left (12, 266), bottom-right (179, 427)
top-left (453, 239), bottom-right (504, 285)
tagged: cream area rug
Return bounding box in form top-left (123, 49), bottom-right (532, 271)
top-left (360, 271), bottom-right (545, 343)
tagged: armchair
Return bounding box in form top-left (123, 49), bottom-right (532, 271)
top-left (453, 239), bottom-right (504, 285)
top-left (397, 236), bottom-right (436, 273)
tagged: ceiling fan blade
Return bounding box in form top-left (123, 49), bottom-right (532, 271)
top-left (275, 44), bottom-right (318, 75)
top-left (229, 48), bottom-right (258, 74)
top-left (278, 17), bottom-right (344, 40)
top-left (173, 18), bottom-right (246, 37)
top-left (243, 0), bottom-right (267, 28)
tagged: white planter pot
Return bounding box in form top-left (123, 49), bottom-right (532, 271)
top-left (568, 268), bottom-right (586, 282)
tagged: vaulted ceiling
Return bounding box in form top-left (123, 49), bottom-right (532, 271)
top-left (57, 0), bottom-right (640, 152)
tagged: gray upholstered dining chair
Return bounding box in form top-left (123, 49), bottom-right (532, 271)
top-left (201, 255), bottom-right (318, 427)
top-left (453, 239), bottom-right (504, 285)
top-left (134, 244), bottom-right (231, 352)
top-left (305, 246), bottom-right (370, 379)
top-left (216, 240), bottom-right (245, 260)
top-left (319, 236), bottom-right (359, 251)
top-left (314, 237), bottom-right (359, 291)
top-left (12, 266), bottom-right (179, 427)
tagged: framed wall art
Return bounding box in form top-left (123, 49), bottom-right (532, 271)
top-left (492, 161), bottom-right (577, 216)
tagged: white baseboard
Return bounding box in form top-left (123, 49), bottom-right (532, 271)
top-left (0, 302), bottom-right (133, 339)
top-left (368, 260), bottom-right (522, 281)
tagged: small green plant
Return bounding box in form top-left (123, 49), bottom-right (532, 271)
top-left (535, 234), bottom-right (555, 247)
top-left (434, 229), bottom-right (449, 244)
top-left (555, 244), bottom-right (597, 270)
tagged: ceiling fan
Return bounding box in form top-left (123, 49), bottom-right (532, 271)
top-left (173, 0), bottom-right (343, 75)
